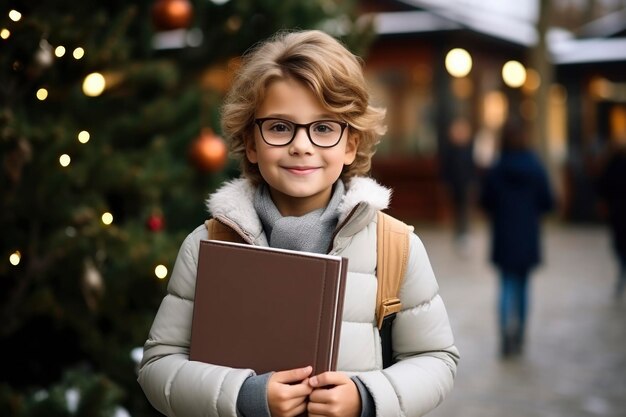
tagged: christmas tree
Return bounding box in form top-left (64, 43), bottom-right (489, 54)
top-left (0, 1), bottom-right (372, 415)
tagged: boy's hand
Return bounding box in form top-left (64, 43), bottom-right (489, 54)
top-left (307, 372), bottom-right (361, 417)
top-left (267, 366), bottom-right (313, 417)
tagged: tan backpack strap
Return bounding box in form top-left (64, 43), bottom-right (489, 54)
top-left (376, 211), bottom-right (410, 329)
top-left (205, 218), bottom-right (246, 243)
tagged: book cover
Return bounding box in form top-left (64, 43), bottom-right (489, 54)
top-left (190, 239), bottom-right (348, 375)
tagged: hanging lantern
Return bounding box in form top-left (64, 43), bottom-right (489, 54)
top-left (189, 128), bottom-right (228, 173)
top-left (152, 0), bottom-right (193, 31)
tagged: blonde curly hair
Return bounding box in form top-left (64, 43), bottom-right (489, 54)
top-left (221, 29), bottom-right (387, 185)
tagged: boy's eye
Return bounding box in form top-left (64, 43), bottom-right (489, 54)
top-left (268, 121), bottom-right (293, 133)
top-left (312, 122), bottom-right (336, 134)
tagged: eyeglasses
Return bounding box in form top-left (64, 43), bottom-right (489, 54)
top-left (254, 118), bottom-right (349, 148)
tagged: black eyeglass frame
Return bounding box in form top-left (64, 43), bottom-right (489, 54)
top-left (254, 117), bottom-right (349, 148)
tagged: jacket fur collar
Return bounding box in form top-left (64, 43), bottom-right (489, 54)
top-left (206, 176), bottom-right (391, 240)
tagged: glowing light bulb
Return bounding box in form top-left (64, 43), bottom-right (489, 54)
top-left (82, 72), bottom-right (105, 97)
top-left (59, 154), bottom-right (71, 167)
top-left (36, 88), bottom-right (48, 100)
top-left (155, 265), bottom-right (168, 279)
top-left (78, 130), bottom-right (90, 143)
top-left (55, 46), bottom-right (66, 57)
top-left (1, 29), bottom-right (10, 39)
top-left (73, 47), bottom-right (85, 59)
top-left (9, 10), bottom-right (22, 22)
top-left (445, 48), bottom-right (472, 78)
top-left (101, 212), bottom-right (113, 225)
top-left (9, 251), bottom-right (21, 266)
top-left (502, 60), bottom-right (526, 88)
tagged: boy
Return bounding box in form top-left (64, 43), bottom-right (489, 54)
top-left (139, 29), bottom-right (459, 417)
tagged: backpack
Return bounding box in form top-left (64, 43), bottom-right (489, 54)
top-left (205, 210), bottom-right (410, 368)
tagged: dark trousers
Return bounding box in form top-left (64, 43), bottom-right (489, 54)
top-left (498, 270), bottom-right (529, 356)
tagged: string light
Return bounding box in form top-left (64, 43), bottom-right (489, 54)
top-left (82, 72), bottom-right (106, 97)
top-left (73, 47), bottom-right (85, 60)
top-left (445, 48), bottom-right (472, 78)
top-left (8, 10), bottom-right (22, 22)
top-left (59, 154), bottom-right (71, 167)
top-left (1, 29), bottom-right (10, 39)
top-left (55, 46), bottom-right (66, 57)
top-left (9, 251), bottom-right (21, 266)
top-left (101, 212), bottom-right (113, 225)
top-left (36, 88), bottom-right (48, 100)
top-left (78, 130), bottom-right (90, 143)
top-left (155, 265), bottom-right (168, 279)
top-left (502, 60), bottom-right (526, 88)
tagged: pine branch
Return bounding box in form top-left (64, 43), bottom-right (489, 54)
top-left (0, 222), bottom-right (68, 337)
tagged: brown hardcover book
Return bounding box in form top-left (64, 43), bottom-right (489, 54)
top-left (190, 239), bottom-right (348, 375)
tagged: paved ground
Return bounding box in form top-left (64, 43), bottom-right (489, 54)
top-left (411, 221), bottom-right (626, 417)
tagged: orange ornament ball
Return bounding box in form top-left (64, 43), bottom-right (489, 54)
top-left (152, 0), bottom-right (193, 31)
top-left (189, 129), bottom-right (228, 173)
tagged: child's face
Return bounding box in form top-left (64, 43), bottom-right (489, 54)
top-left (246, 78), bottom-right (358, 217)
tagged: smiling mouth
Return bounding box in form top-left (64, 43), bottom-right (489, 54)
top-left (283, 166), bottom-right (319, 175)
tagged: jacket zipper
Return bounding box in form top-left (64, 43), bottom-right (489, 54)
top-left (326, 203), bottom-right (364, 254)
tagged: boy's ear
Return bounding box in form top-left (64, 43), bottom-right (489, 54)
top-left (245, 136), bottom-right (258, 164)
top-left (343, 133), bottom-right (359, 165)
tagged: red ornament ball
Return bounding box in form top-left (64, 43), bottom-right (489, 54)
top-left (146, 213), bottom-right (165, 232)
top-left (189, 129), bottom-right (228, 173)
top-left (152, 0), bottom-right (193, 31)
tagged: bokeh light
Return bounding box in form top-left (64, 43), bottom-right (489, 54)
top-left (502, 60), bottom-right (527, 88)
top-left (9, 10), bottom-right (22, 22)
top-left (78, 130), bottom-right (90, 143)
top-left (101, 212), bottom-right (113, 225)
top-left (36, 88), bottom-right (48, 100)
top-left (445, 48), bottom-right (472, 78)
top-left (9, 251), bottom-right (21, 266)
top-left (59, 154), bottom-right (71, 167)
top-left (73, 47), bottom-right (85, 59)
top-left (82, 72), bottom-right (106, 97)
top-left (155, 265), bottom-right (168, 279)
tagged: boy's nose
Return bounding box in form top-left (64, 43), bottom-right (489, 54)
top-left (289, 127), bottom-right (313, 153)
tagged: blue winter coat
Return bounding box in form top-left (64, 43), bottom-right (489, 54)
top-left (480, 150), bottom-right (554, 274)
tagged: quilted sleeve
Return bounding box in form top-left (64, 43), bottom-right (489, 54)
top-left (137, 225), bottom-right (255, 417)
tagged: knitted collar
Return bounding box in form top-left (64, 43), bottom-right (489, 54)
top-left (253, 181), bottom-right (345, 254)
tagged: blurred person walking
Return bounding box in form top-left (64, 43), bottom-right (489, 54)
top-left (479, 119), bottom-right (554, 358)
top-left (441, 117), bottom-right (476, 255)
top-left (596, 140), bottom-right (626, 299)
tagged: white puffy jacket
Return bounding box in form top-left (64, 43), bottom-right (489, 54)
top-left (138, 176), bottom-right (459, 417)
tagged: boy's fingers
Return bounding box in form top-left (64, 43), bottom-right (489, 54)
top-left (287, 379), bottom-right (314, 397)
top-left (273, 366), bottom-right (313, 384)
top-left (309, 371), bottom-right (346, 388)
